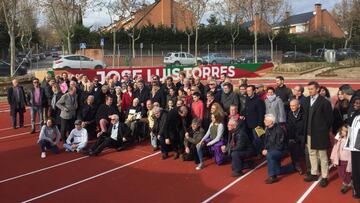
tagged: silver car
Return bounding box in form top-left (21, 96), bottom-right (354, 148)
top-left (202, 53), bottom-right (236, 65)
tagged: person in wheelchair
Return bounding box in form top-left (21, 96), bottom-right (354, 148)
top-left (125, 98), bottom-right (146, 141)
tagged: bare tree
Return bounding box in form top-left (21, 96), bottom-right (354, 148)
top-left (176, 2), bottom-right (195, 53)
top-left (215, 0), bottom-right (242, 58)
top-left (332, 0), bottom-right (357, 48)
top-left (263, 0), bottom-right (290, 61)
top-left (17, 0), bottom-right (37, 53)
top-left (1, 0), bottom-right (20, 75)
top-left (178, 0), bottom-right (209, 63)
top-left (40, 0), bottom-right (87, 54)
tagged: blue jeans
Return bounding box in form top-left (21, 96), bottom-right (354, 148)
top-left (150, 132), bottom-right (157, 148)
top-left (63, 143), bottom-right (84, 152)
top-left (251, 129), bottom-right (264, 155)
top-left (266, 149), bottom-right (294, 177)
top-left (30, 106), bottom-right (43, 131)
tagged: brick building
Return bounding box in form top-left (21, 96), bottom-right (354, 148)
top-left (273, 3), bottom-right (345, 38)
top-left (102, 0), bottom-right (194, 32)
top-left (241, 13), bottom-right (271, 34)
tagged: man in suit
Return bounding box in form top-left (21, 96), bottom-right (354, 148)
top-left (134, 80), bottom-right (150, 107)
top-left (244, 85), bottom-right (266, 155)
top-left (56, 86), bottom-right (78, 141)
top-left (303, 81), bottom-right (333, 187)
top-left (7, 79), bottom-right (27, 129)
top-left (85, 114), bottom-right (129, 156)
top-left (27, 78), bottom-right (47, 133)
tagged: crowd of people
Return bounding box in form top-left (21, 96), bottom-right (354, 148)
top-left (6, 71), bottom-right (360, 199)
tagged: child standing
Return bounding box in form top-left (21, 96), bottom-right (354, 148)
top-left (331, 125), bottom-right (352, 194)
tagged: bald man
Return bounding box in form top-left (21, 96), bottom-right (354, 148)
top-left (286, 99), bottom-right (306, 175)
top-left (7, 79), bottom-right (27, 129)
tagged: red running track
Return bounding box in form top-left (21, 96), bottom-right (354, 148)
top-left (0, 79), bottom-right (359, 203)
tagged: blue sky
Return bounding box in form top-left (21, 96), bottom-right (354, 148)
top-left (83, 0), bottom-right (341, 28)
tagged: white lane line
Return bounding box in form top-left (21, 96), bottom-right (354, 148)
top-left (0, 149), bottom-right (115, 184)
top-left (0, 124), bottom-right (31, 131)
top-left (21, 152), bottom-right (161, 203)
top-left (0, 132), bottom-right (31, 140)
top-left (296, 165), bottom-right (333, 203)
top-left (0, 156), bottom-right (88, 184)
top-left (202, 161), bottom-right (267, 203)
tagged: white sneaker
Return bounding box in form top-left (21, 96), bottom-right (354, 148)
top-left (195, 163), bottom-right (204, 170)
top-left (41, 152), bottom-right (46, 159)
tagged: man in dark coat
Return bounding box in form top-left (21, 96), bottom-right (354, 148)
top-left (86, 114), bottom-right (129, 156)
top-left (221, 82), bottom-right (240, 114)
top-left (275, 76), bottom-right (293, 113)
top-left (244, 85), bottom-right (266, 154)
top-left (134, 80), bottom-right (151, 107)
top-left (303, 81), bottom-right (333, 187)
top-left (152, 107), bottom-right (169, 159)
top-left (286, 99), bottom-right (306, 175)
top-left (225, 119), bottom-right (256, 177)
top-left (7, 79), bottom-right (27, 129)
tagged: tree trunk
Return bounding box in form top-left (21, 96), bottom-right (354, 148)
top-left (232, 38), bottom-right (235, 58)
top-left (254, 30), bottom-right (258, 63)
top-left (187, 34), bottom-right (191, 53)
top-left (67, 32), bottom-right (72, 54)
top-left (132, 36), bottom-right (136, 59)
top-left (195, 26), bottom-right (198, 64)
top-left (113, 29), bottom-right (116, 67)
top-left (270, 39), bottom-right (274, 62)
top-left (9, 32), bottom-right (16, 76)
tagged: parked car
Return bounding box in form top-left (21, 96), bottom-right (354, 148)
top-left (52, 55), bottom-right (106, 70)
top-left (282, 51), bottom-right (311, 62)
top-left (0, 60), bottom-right (27, 77)
top-left (45, 51), bottom-right (52, 57)
top-left (39, 53), bottom-right (46, 60)
top-left (31, 54), bottom-right (41, 62)
top-left (336, 48), bottom-right (359, 59)
top-left (237, 55), bottom-right (271, 63)
top-left (17, 54), bottom-right (31, 65)
top-left (202, 53), bottom-right (236, 65)
top-left (163, 52), bottom-right (202, 66)
top-left (52, 52), bottom-right (60, 58)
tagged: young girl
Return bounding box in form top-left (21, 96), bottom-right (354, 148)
top-left (330, 125), bottom-right (352, 194)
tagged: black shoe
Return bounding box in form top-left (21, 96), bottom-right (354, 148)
top-left (88, 151), bottom-right (98, 156)
top-left (304, 175), bottom-right (318, 182)
top-left (30, 129), bottom-right (35, 134)
top-left (13, 126), bottom-right (17, 129)
top-left (231, 171), bottom-right (244, 177)
top-left (173, 153), bottom-right (180, 160)
top-left (265, 176), bottom-right (278, 184)
top-left (153, 147), bottom-right (159, 152)
top-left (353, 190), bottom-right (360, 199)
top-left (162, 153), bottom-right (168, 160)
top-left (19, 125), bottom-right (24, 128)
top-left (341, 185), bottom-right (350, 194)
top-left (319, 178), bottom-right (328, 187)
top-left (116, 146), bottom-right (125, 151)
top-left (295, 164), bottom-right (303, 175)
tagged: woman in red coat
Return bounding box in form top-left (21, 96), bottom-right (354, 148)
top-left (121, 85), bottom-right (134, 115)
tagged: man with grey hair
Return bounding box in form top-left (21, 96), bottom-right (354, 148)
top-left (262, 113), bottom-right (291, 184)
top-left (223, 118), bottom-right (255, 177)
top-left (85, 114), bottom-right (129, 156)
top-left (286, 99), bottom-right (306, 175)
top-left (7, 79), bottom-right (27, 129)
top-left (152, 107), bottom-right (170, 159)
top-left (56, 86), bottom-right (78, 141)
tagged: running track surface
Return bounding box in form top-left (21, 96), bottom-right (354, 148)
top-left (0, 79), bottom-right (359, 203)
